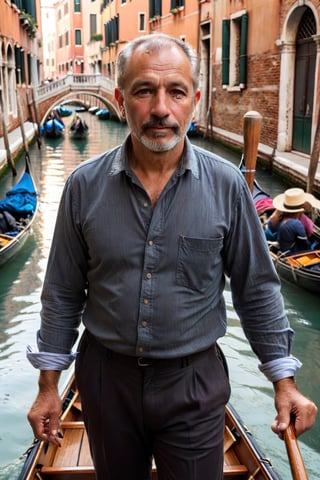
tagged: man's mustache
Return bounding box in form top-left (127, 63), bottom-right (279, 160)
top-left (142, 118), bottom-right (180, 130)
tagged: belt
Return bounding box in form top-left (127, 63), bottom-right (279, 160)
top-left (86, 330), bottom-right (215, 370)
top-left (107, 347), bottom-right (215, 369)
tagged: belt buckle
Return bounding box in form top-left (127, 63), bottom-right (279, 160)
top-left (137, 357), bottom-right (152, 367)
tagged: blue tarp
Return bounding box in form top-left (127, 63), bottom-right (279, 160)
top-left (0, 172), bottom-right (37, 216)
top-left (40, 118), bottom-right (64, 135)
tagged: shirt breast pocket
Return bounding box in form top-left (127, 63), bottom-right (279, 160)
top-left (176, 235), bottom-right (224, 292)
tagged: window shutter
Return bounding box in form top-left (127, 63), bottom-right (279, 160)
top-left (222, 19), bottom-right (230, 86)
top-left (239, 13), bottom-right (248, 87)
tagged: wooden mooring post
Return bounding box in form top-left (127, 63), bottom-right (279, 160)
top-left (29, 87), bottom-right (42, 149)
top-left (307, 107), bottom-right (320, 194)
top-left (0, 93), bottom-right (16, 175)
top-left (16, 90), bottom-right (29, 156)
top-left (243, 111), bottom-right (263, 193)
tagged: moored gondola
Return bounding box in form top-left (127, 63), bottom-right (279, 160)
top-left (0, 154), bottom-right (38, 267)
top-left (54, 105), bottom-right (73, 117)
top-left (95, 108), bottom-right (110, 120)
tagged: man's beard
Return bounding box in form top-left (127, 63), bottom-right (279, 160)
top-left (133, 115), bottom-right (192, 153)
top-left (140, 131), bottom-right (182, 152)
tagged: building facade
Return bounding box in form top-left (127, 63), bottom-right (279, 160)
top-left (2, 0), bottom-right (319, 160)
top-left (206, 0), bottom-right (320, 156)
top-left (55, 0), bottom-right (85, 76)
top-left (83, 0), bottom-right (102, 74)
top-left (96, 0), bottom-right (320, 157)
top-left (0, 0), bottom-right (41, 135)
top-left (41, 2), bottom-right (57, 81)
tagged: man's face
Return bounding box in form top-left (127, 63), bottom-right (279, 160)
top-left (115, 45), bottom-right (200, 153)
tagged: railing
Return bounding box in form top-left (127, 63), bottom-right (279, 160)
top-left (34, 74), bottom-right (115, 101)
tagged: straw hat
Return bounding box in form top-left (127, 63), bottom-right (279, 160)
top-left (273, 188), bottom-right (320, 213)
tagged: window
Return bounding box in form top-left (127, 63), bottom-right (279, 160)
top-left (170, 0), bottom-right (184, 9)
top-left (222, 11), bottom-right (248, 89)
top-left (65, 30), bottom-right (69, 46)
top-left (90, 14), bottom-right (97, 36)
top-left (138, 12), bottom-right (145, 32)
top-left (75, 29), bottom-right (82, 45)
top-left (74, 0), bottom-right (81, 13)
top-left (149, 0), bottom-right (161, 19)
top-left (104, 16), bottom-right (119, 47)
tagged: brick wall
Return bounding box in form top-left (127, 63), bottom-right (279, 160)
top-left (212, 50), bottom-right (281, 149)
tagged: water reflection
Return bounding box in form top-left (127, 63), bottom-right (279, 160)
top-left (0, 113), bottom-right (319, 479)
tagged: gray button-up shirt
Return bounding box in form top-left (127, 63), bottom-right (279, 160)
top-left (30, 136), bottom-right (300, 381)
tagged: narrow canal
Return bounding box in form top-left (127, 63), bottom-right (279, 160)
top-left (0, 111), bottom-right (319, 479)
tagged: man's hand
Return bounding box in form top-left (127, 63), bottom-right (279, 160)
top-left (27, 370), bottom-right (63, 446)
top-left (272, 377), bottom-right (318, 439)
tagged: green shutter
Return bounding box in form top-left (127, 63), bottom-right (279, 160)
top-left (222, 19), bottom-right (230, 86)
top-left (240, 13), bottom-right (248, 87)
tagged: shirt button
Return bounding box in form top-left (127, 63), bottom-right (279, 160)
top-left (146, 272), bottom-right (152, 279)
top-left (138, 347), bottom-right (144, 353)
top-left (148, 240), bottom-right (154, 246)
top-left (143, 298), bottom-right (149, 305)
top-left (142, 320), bottom-right (148, 327)
top-left (143, 202), bottom-right (148, 208)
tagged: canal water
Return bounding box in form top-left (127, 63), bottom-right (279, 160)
top-left (0, 111), bottom-right (319, 479)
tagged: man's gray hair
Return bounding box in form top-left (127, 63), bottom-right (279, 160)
top-left (116, 34), bottom-right (200, 92)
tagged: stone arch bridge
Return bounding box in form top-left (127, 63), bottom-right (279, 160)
top-left (32, 74), bottom-right (121, 124)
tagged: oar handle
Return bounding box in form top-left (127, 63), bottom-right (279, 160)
top-left (243, 111), bottom-right (262, 193)
top-left (284, 423), bottom-right (309, 480)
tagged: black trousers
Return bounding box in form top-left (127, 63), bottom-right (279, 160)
top-left (75, 330), bottom-right (231, 480)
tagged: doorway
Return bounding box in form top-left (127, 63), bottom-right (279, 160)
top-left (292, 8), bottom-right (316, 154)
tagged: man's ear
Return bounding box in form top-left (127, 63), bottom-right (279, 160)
top-left (114, 88), bottom-right (126, 118)
top-left (192, 89), bottom-right (201, 117)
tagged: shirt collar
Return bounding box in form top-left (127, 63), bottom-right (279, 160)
top-left (109, 134), bottom-right (199, 179)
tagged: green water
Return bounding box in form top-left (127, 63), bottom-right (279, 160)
top-left (0, 113), bottom-right (319, 479)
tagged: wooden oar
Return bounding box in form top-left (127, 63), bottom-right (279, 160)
top-left (243, 111), bottom-right (262, 193)
top-left (284, 423), bottom-right (309, 480)
top-left (242, 111), bottom-right (309, 479)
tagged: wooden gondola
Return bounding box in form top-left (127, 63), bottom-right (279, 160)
top-left (88, 105), bottom-right (100, 115)
top-left (187, 121), bottom-right (200, 137)
top-left (69, 114), bottom-right (89, 139)
top-left (18, 371), bottom-right (281, 480)
top-left (247, 170), bottom-right (320, 294)
top-left (0, 154), bottom-right (38, 267)
top-left (95, 108), bottom-right (110, 120)
top-left (40, 111), bottom-right (65, 139)
top-left (54, 105), bottom-right (73, 117)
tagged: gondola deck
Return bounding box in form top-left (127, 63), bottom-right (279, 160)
top-left (19, 373), bottom-right (281, 480)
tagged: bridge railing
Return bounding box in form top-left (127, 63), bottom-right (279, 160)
top-left (34, 74), bottom-right (115, 101)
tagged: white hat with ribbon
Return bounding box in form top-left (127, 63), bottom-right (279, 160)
top-left (273, 188), bottom-right (320, 213)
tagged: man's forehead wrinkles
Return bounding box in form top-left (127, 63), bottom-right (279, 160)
top-left (130, 76), bottom-right (190, 90)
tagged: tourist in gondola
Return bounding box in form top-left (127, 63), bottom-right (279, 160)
top-left (266, 188), bottom-right (320, 252)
